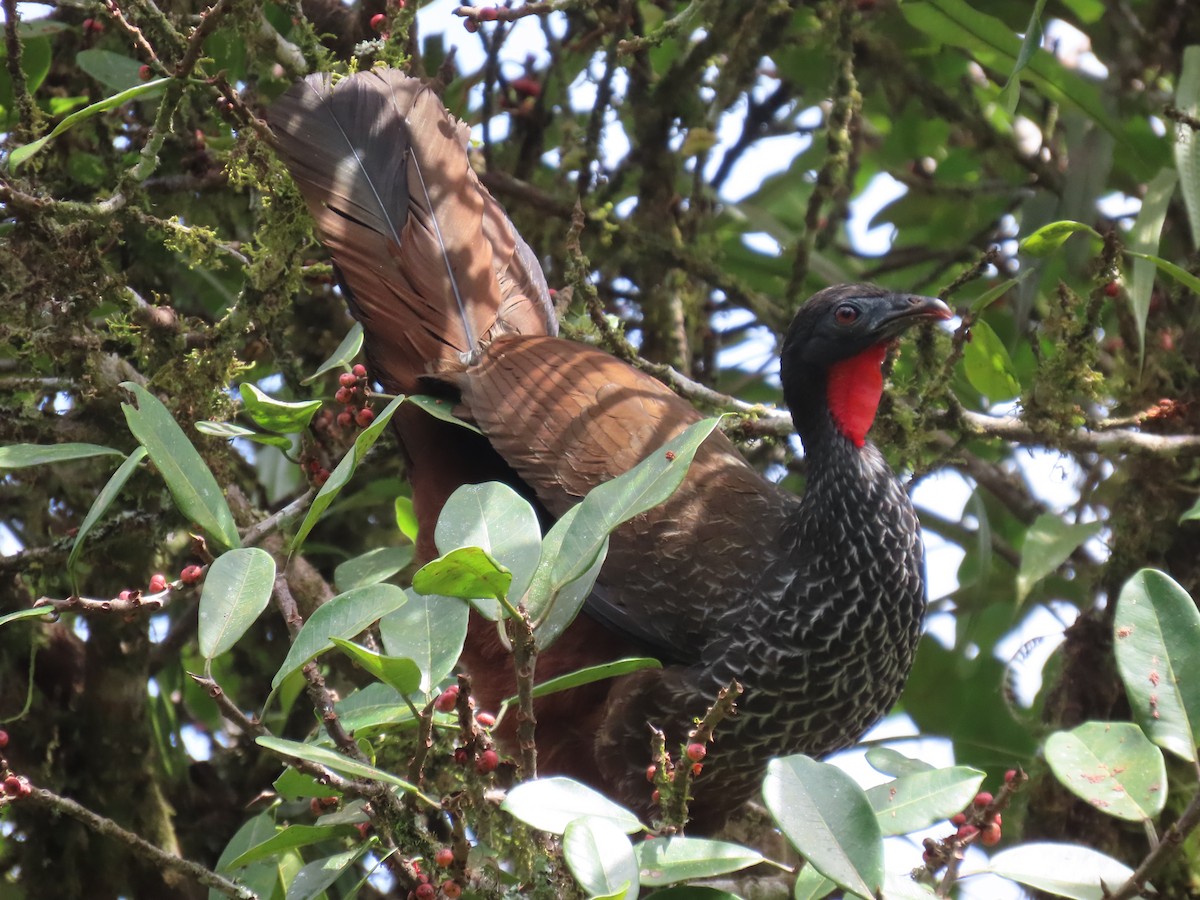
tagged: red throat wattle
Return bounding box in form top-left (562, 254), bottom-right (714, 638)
top-left (826, 343), bottom-right (889, 448)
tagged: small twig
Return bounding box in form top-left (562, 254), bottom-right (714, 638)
top-left (505, 611), bottom-right (539, 779)
top-left (1103, 786), bottom-right (1200, 899)
top-left (688, 679), bottom-right (743, 745)
top-left (2, 0), bottom-right (37, 139)
top-left (103, 0), bottom-right (160, 67)
top-left (33, 586), bottom-right (170, 615)
top-left (406, 695), bottom-right (438, 789)
top-left (452, 0), bottom-right (586, 24)
top-left (23, 785), bottom-right (254, 898)
top-left (240, 489), bottom-right (315, 547)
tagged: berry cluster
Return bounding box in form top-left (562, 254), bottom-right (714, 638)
top-left (1, 731), bottom-right (31, 803)
top-left (334, 365), bottom-right (375, 431)
top-left (922, 769), bottom-right (1024, 871)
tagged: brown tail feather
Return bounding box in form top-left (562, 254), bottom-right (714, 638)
top-left (268, 69), bottom-right (556, 396)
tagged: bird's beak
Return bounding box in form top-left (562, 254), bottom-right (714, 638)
top-left (873, 294), bottom-right (953, 339)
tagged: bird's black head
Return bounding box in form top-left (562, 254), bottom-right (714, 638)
top-left (780, 283), bottom-right (952, 448)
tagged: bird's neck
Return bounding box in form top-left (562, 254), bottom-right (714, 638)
top-left (788, 343), bottom-right (889, 451)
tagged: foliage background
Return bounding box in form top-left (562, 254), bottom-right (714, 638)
top-left (3, 0), bottom-right (1200, 897)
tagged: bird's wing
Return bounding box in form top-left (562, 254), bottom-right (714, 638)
top-left (457, 334), bottom-right (798, 660)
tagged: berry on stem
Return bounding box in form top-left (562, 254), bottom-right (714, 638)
top-left (981, 823), bottom-right (1002, 846)
top-left (356, 407), bottom-right (375, 427)
top-left (352, 363), bottom-right (368, 377)
top-left (180, 565), bottom-right (203, 585)
top-left (139, 65), bottom-right (151, 80)
top-left (3, 776), bottom-right (22, 797)
top-left (370, 12), bottom-right (386, 30)
top-left (475, 711), bottom-right (495, 727)
top-left (441, 882), bottom-right (461, 900)
top-left (414, 884), bottom-right (435, 900)
top-left (434, 847), bottom-right (453, 867)
top-left (685, 742), bottom-right (706, 763)
top-left (339, 372), bottom-right (358, 388)
top-left (434, 685), bottom-right (458, 712)
top-left (148, 573), bottom-right (168, 593)
top-left (0, 730), bottom-right (8, 749)
top-left (475, 749), bottom-right (499, 774)
top-left (335, 386), bottom-right (354, 405)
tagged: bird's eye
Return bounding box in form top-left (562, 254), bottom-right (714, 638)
top-left (834, 304), bottom-right (859, 325)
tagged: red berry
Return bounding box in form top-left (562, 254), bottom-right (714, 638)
top-left (335, 386), bottom-right (354, 405)
top-left (0, 730), bottom-right (8, 748)
top-left (3, 776), bottom-right (21, 797)
top-left (118, 590), bottom-right (132, 602)
top-left (453, 747), bottom-right (468, 766)
top-left (690, 762), bottom-right (702, 776)
top-left (685, 742), bottom-right (706, 763)
top-left (478, 6), bottom-right (498, 20)
top-left (645, 764), bottom-right (656, 782)
top-left (337, 411), bottom-right (353, 428)
top-left (510, 77), bottom-right (541, 98)
top-left (148, 573), bottom-right (167, 593)
top-left (139, 65), bottom-right (151, 80)
top-left (951, 813), bottom-right (967, 826)
top-left (973, 791), bottom-right (993, 808)
top-left (1004, 769), bottom-right (1017, 784)
top-left (356, 408), bottom-right (375, 427)
top-left (956, 824), bottom-right (979, 841)
top-left (981, 823), bottom-right (1002, 846)
top-left (475, 749), bottom-right (499, 774)
top-left (309, 798), bottom-right (323, 815)
top-left (180, 565), bottom-right (203, 585)
top-left (463, 18), bottom-right (478, 32)
top-left (434, 847), bottom-right (454, 867)
top-left (414, 884), bottom-right (435, 900)
top-left (476, 711), bottom-right (495, 727)
top-left (82, 17), bottom-right (103, 33)
top-left (352, 364), bottom-right (368, 377)
top-left (370, 12), bottom-right (386, 30)
top-left (339, 372), bottom-right (358, 388)
top-left (442, 882), bottom-right (461, 899)
top-left (650, 789), bottom-right (660, 804)
top-left (1103, 280), bottom-right (1120, 297)
top-left (435, 686), bottom-right (459, 712)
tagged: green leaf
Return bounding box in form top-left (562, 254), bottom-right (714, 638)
top-left (302, 322), bottom-right (363, 384)
top-left (1182, 495), bottom-right (1200, 523)
top-left (864, 748), bottom-right (934, 778)
top-left (431, 482), bottom-right (543, 620)
top-left (968, 272), bottom-right (1031, 313)
top-left (334, 546), bottom-right (414, 592)
top-left (1045, 722), bottom-right (1166, 821)
top-left (902, 0), bottom-right (1124, 144)
top-left (412, 546), bottom-right (513, 605)
top-left (272, 584), bottom-right (408, 688)
top-left (1128, 168), bottom-right (1179, 363)
top-left (238, 383), bottom-right (322, 433)
top-left (502, 658), bottom-right (662, 709)
top-left (1174, 45), bottom-right (1200, 250)
top-left (290, 394), bottom-right (406, 554)
top-left (334, 683), bottom-right (417, 735)
top-left (763, 755), bottom-right (883, 900)
top-left (563, 817), bottom-right (639, 900)
top-left (976, 843), bottom-right (1139, 900)
top-left (634, 836), bottom-right (763, 886)
top-left (408, 394), bottom-right (483, 434)
top-left (792, 866), bottom-right (837, 900)
top-left (1113, 569), bottom-right (1200, 762)
top-left (198, 548), bottom-right (277, 661)
top-left (121, 383), bottom-right (242, 551)
top-left (526, 418), bottom-right (722, 643)
top-left (1124, 250), bottom-right (1200, 295)
top-left (0, 607), bottom-right (56, 628)
top-left (284, 846), bottom-right (366, 900)
top-left (866, 766), bottom-right (985, 836)
top-left (999, 0), bottom-right (1048, 116)
top-left (0, 442), bottom-right (124, 468)
top-left (329, 638), bottom-right (422, 695)
top-left (256, 735), bottom-right (436, 805)
top-left (642, 889), bottom-right (744, 900)
top-left (1018, 220), bottom-right (1102, 257)
top-left (378, 590), bottom-right (468, 693)
top-left (394, 496), bottom-right (418, 543)
top-left (76, 49), bottom-right (147, 92)
top-left (66, 446), bottom-right (146, 583)
top-left (226, 824), bottom-right (356, 870)
top-left (962, 319), bottom-right (1020, 402)
top-left (195, 420), bottom-right (294, 452)
top-left (1016, 513), bottom-right (1101, 603)
top-left (501, 777), bottom-right (644, 835)
top-left (273, 768), bottom-right (340, 800)
top-left (9, 78), bottom-right (171, 168)
top-left (210, 813), bottom-right (288, 900)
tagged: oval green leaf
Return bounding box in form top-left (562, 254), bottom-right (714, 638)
top-left (501, 777), bottom-right (643, 835)
top-left (978, 842), bottom-right (1138, 900)
top-left (563, 817), bottom-right (639, 900)
top-left (255, 735), bottom-right (435, 806)
top-left (412, 546), bottom-right (512, 605)
top-left (334, 545), bottom-right (413, 592)
top-left (238, 383), bottom-right (322, 434)
top-left (272, 583), bottom-right (408, 688)
top-left (198, 548), bottom-right (276, 660)
top-left (1113, 568), bottom-right (1200, 762)
top-left (1045, 722), bottom-right (1166, 821)
top-left (1018, 220), bottom-right (1101, 257)
top-left (329, 638), bottom-right (421, 695)
top-left (378, 590), bottom-right (468, 693)
top-left (121, 382), bottom-right (241, 551)
top-left (634, 836), bottom-right (763, 886)
top-left (962, 319), bottom-right (1020, 402)
top-left (0, 442), bottom-right (124, 468)
top-left (866, 765), bottom-right (985, 836)
top-left (762, 755), bottom-right (883, 900)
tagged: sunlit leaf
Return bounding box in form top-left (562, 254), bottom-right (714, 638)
top-left (238, 383), bottom-right (322, 433)
top-left (866, 766), bottom-right (985, 836)
top-left (501, 777), bottom-right (643, 835)
top-left (962, 319), bottom-right (1020, 402)
top-left (634, 836), bottom-right (763, 886)
top-left (334, 545), bottom-right (413, 592)
top-left (973, 843), bottom-right (1139, 900)
top-left (563, 817), bottom-right (638, 900)
top-left (1045, 722), bottom-right (1166, 821)
top-left (329, 638), bottom-right (422, 695)
top-left (379, 590), bottom-right (468, 693)
top-left (1018, 220), bottom-right (1101, 257)
top-left (255, 736), bottom-right (436, 805)
top-left (198, 548), bottom-right (276, 661)
top-left (302, 322), bottom-right (363, 384)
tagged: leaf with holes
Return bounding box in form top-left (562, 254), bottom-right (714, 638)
top-left (1045, 722), bottom-right (1166, 821)
top-left (1113, 569), bottom-right (1200, 762)
top-left (763, 755), bottom-right (882, 900)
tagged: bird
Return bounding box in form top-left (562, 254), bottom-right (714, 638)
top-left (268, 68), bottom-right (952, 832)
